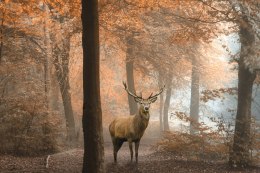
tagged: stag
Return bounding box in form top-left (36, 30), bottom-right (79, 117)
top-left (109, 82), bottom-right (164, 163)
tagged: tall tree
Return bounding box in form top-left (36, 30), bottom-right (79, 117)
top-left (82, 0), bottom-right (104, 172)
top-left (215, 0), bottom-right (260, 167)
top-left (53, 34), bottom-right (76, 141)
top-left (42, 3), bottom-right (57, 112)
top-left (163, 74), bottom-right (173, 131)
top-left (0, 1), bottom-right (4, 63)
top-left (159, 70), bottom-right (164, 132)
top-left (44, 1), bottom-right (80, 141)
top-left (126, 34), bottom-right (138, 115)
top-left (189, 56), bottom-right (200, 134)
top-left (168, 0), bottom-right (259, 166)
top-left (229, 10), bottom-right (257, 167)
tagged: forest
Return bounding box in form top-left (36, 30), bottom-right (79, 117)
top-left (0, 0), bottom-right (259, 173)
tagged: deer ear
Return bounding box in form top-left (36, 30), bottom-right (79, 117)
top-left (150, 97), bottom-right (157, 103)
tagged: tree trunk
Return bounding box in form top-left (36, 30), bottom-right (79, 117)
top-left (48, 2), bottom-right (76, 141)
top-left (0, 9), bottom-right (5, 63)
top-left (163, 83), bottom-right (172, 131)
top-left (189, 57), bottom-right (200, 135)
top-left (126, 35), bottom-right (138, 115)
top-left (53, 35), bottom-right (76, 141)
top-left (60, 77), bottom-right (75, 141)
top-left (159, 71), bottom-right (164, 132)
top-left (43, 3), bottom-right (52, 110)
top-left (159, 93), bottom-right (164, 131)
top-left (82, 0), bottom-right (104, 172)
top-left (229, 22), bottom-right (256, 168)
top-left (50, 72), bottom-right (60, 111)
top-left (60, 35), bottom-right (76, 141)
top-left (43, 4), bottom-right (60, 112)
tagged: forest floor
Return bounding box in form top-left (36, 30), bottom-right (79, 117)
top-left (0, 142), bottom-right (259, 173)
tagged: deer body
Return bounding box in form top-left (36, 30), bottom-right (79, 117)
top-left (109, 113), bottom-right (149, 141)
top-left (109, 82), bottom-right (164, 163)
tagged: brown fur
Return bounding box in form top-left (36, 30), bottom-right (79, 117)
top-left (110, 82), bottom-right (164, 163)
top-left (109, 105), bottom-right (150, 163)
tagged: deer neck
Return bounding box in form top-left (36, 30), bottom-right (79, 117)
top-left (133, 107), bottom-right (150, 132)
top-left (138, 107), bottom-right (150, 120)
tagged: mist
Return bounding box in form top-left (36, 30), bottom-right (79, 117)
top-left (0, 0), bottom-right (259, 172)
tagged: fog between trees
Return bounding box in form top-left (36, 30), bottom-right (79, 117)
top-left (0, 0), bottom-right (259, 172)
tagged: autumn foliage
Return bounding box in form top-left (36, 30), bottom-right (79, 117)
top-left (0, 1), bottom-right (259, 171)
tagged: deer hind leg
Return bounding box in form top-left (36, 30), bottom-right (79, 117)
top-left (128, 139), bottom-right (133, 162)
top-left (135, 140), bottom-right (140, 163)
top-left (112, 137), bottom-right (124, 163)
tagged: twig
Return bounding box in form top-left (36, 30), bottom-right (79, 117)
top-left (46, 155), bottom-right (51, 168)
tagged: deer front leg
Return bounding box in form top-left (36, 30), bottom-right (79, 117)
top-left (112, 137), bottom-right (124, 163)
top-left (135, 140), bottom-right (140, 163)
top-left (112, 138), bottom-right (118, 163)
top-left (128, 139), bottom-right (133, 162)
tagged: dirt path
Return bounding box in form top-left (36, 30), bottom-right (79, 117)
top-left (0, 143), bottom-right (259, 173)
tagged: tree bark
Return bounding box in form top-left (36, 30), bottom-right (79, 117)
top-left (159, 93), bottom-right (164, 131)
top-left (82, 0), bottom-right (104, 172)
top-left (53, 35), bottom-right (76, 141)
top-left (159, 71), bottom-right (164, 132)
top-left (50, 72), bottom-right (60, 111)
top-left (163, 82), bottom-right (172, 131)
top-left (126, 35), bottom-right (138, 115)
top-left (0, 9), bottom-right (5, 63)
top-left (229, 21), bottom-right (256, 168)
top-left (189, 57), bottom-right (200, 135)
top-left (42, 3), bottom-right (60, 112)
top-left (43, 3), bottom-right (52, 110)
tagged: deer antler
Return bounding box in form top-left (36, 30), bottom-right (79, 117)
top-left (148, 85), bottom-right (165, 100)
top-left (123, 81), bottom-right (142, 100)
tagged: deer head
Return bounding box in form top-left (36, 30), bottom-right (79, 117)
top-left (123, 81), bottom-right (165, 113)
